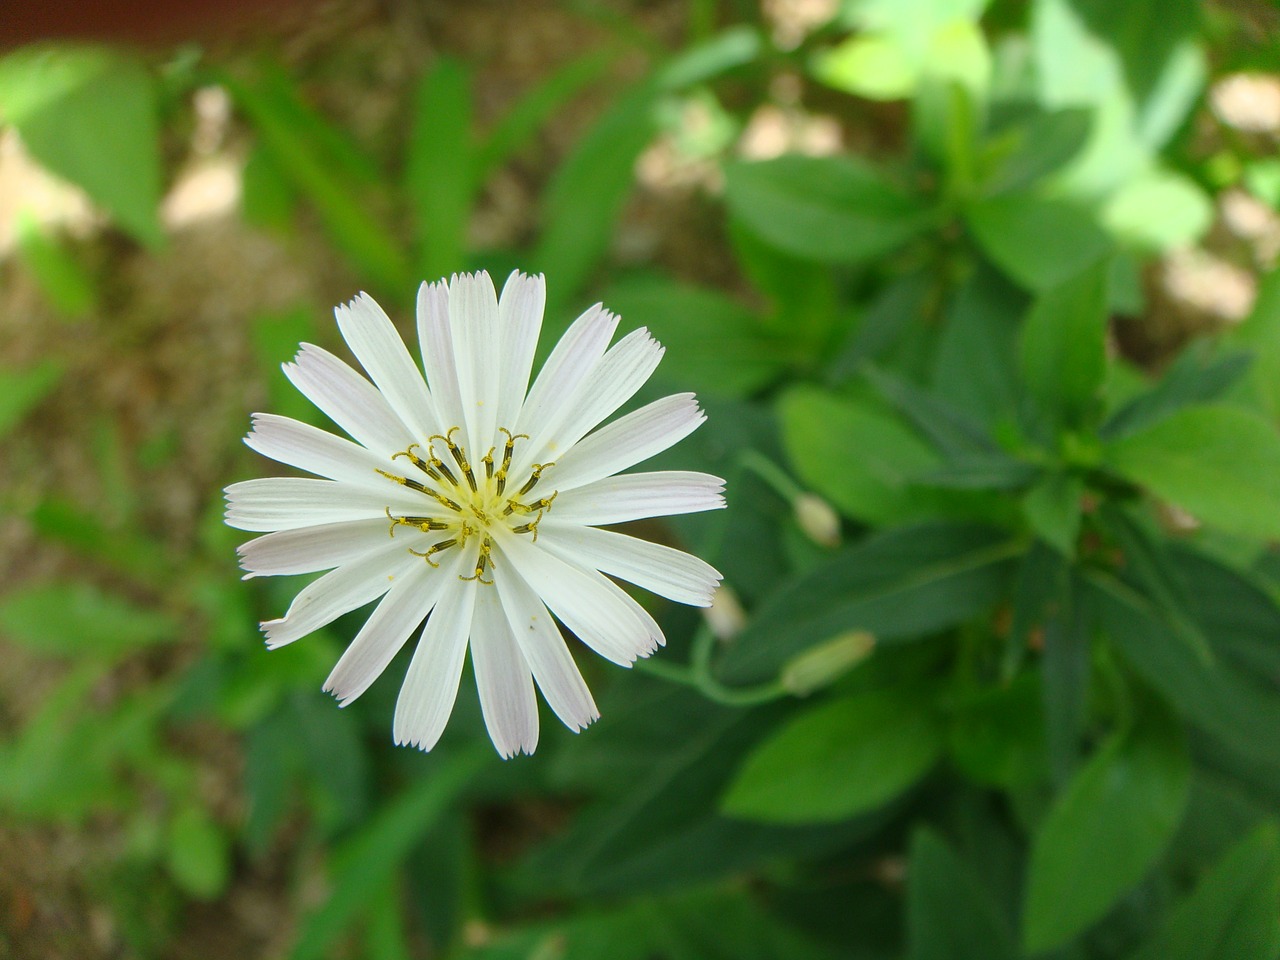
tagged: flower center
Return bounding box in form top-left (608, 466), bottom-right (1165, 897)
top-left (377, 426), bottom-right (556, 585)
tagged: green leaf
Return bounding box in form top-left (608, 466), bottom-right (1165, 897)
top-left (863, 365), bottom-right (1001, 459)
top-left (14, 215), bottom-right (96, 317)
top-left (781, 386), bottom-right (940, 525)
top-left (718, 522), bottom-right (1018, 683)
top-left (602, 277), bottom-right (784, 397)
top-left (1172, 546), bottom-right (1280, 678)
top-left (722, 689), bottom-right (942, 823)
top-left (966, 191), bottom-right (1111, 290)
top-left (406, 58), bottom-right (474, 281)
top-left (1022, 472), bottom-right (1083, 556)
top-left (1229, 269), bottom-right (1280, 419)
top-left (1022, 712), bottom-right (1190, 952)
top-left (948, 672), bottom-right (1048, 788)
top-left (1101, 342), bottom-right (1253, 440)
top-left (0, 581), bottom-right (178, 659)
top-left (0, 45), bottom-right (162, 246)
top-left (1018, 259), bottom-right (1110, 429)
top-left (980, 107), bottom-right (1092, 196)
top-left (1104, 405), bottom-right (1280, 540)
top-left (813, 32), bottom-right (917, 100)
top-left (288, 749), bottom-right (485, 960)
top-left (0, 358), bottom-right (63, 440)
top-left (1040, 572), bottom-right (1092, 781)
top-left (166, 805), bottom-right (230, 901)
top-left (907, 829), bottom-right (1017, 960)
top-left (724, 155), bottom-right (934, 264)
top-left (1126, 823), bottom-right (1280, 960)
top-left (1101, 168), bottom-right (1213, 252)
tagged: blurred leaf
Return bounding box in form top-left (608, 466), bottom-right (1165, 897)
top-left (242, 708), bottom-right (303, 857)
top-left (1021, 472), bottom-right (1083, 557)
top-left (718, 522), bottom-right (1019, 683)
top-left (967, 190), bottom-right (1111, 290)
top-left (14, 215), bottom-right (96, 317)
top-left (1101, 168), bottom-right (1213, 252)
top-left (781, 386), bottom-right (940, 525)
top-left (863, 365), bottom-right (1001, 460)
top-left (29, 499), bottom-right (172, 584)
top-left (288, 749), bottom-right (485, 960)
top-left (1125, 823), bottom-right (1280, 960)
top-left (1100, 342), bottom-right (1253, 440)
top-left (1229, 269), bottom-right (1280, 419)
top-left (474, 50), bottom-right (613, 180)
top-left (907, 829), bottom-right (1017, 960)
top-left (724, 155), bottom-right (934, 264)
top-left (241, 143), bottom-right (297, 229)
top-left (0, 45), bottom-right (162, 246)
top-left (729, 221), bottom-right (840, 351)
top-left (949, 672), bottom-right (1047, 788)
top-left (1172, 546), bottom-right (1280, 679)
top-left (722, 689), bottom-right (942, 823)
top-left (603, 277), bottom-right (785, 397)
top-left (980, 107), bottom-right (1092, 196)
top-left (1040, 571), bottom-right (1092, 782)
top-left (0, 581), bottom-right (178, 659)
top-left (1018, 259), bottom-right (1110, 430)
top-left (166, 805), bottom-right (230, 901)
top-left (814, 33), bottom-right (916, 100)
top-left (830, 270), bottom-right (938, 384)
top-left (1104, 405), bottom-right (1280, 540)
top-left (406, 57), bottom-right (474, 281)
top-left (1022, 709), bottom-right (1190, 952)
top-left (223, 68), bottom-right (409, 292)
top-left (0, 358), bottom-right (63, 440)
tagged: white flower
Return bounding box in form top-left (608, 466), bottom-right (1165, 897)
top-left (225, 271), bottom-right (724, 758)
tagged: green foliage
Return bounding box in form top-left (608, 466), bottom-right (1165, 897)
top-left (5, 1), bottom-right (1280, 956)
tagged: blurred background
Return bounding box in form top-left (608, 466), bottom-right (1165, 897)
top-left (3, 0), bottom-right (1280, 958)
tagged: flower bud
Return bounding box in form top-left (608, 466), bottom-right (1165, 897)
top-left (704, 583), bottom-right (747, 640)
top-left (780, 630), bottom-right (875, 696)
top-left (794, 492), bottom-right (841, 548)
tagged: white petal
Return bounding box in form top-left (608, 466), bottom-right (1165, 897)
top-left (416, 280), bottom-right (465, 435)
top-left (245, 413), bottom-right (388, 485)
top-left (393, 569), bottom-right (478, 752)
top-left (495, 271), bottom-right (545, 430)
top-left (515, 328), bottom-right (663, 477)
top-left (448, 271), bottom-right (501, 456)
top-left (493, 564), bottom-right (598, 732)
top-left (237, 519), bottom-right (391, 578)
top-left (547, 393), bottom-right (705, 492)
top-left (284, 344), bottom-right (407, 458)
top-left (495, 531), bottom-right (657, 665)
top-left (334, 293), bottom-right (438, 442)
top-left (224, 477), bottom-right (430, 532)
top-left (514, 303), bottom-right (618, 447)
top-left (260, 537), bottom-right (418, 648)
top-left (324, 553), bottom-right (456, 706)
top-left (549, 471), bottom-right (725, 526)
top-left (470, 587), bottom-right (539, 758)
top-left (537, 521), bottom-right (721, 607)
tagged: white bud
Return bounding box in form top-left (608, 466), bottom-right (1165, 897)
top-left (794, 492), bottom-right (841, 548)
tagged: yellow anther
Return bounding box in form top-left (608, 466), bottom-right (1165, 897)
top-left (459, 537), bottom-right (495, 585)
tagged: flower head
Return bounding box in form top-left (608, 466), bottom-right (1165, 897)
top-left (225, 271), bottom-right (724, 757)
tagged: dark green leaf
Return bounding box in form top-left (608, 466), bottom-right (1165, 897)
top-left (1101, 342), bottom-right (1253, 440)
top-left (718, 522), bottom-right (1019, 683)
top-left (1040, 572), bottom-right (1092, 782)
top-left (166, 805), bottom-right (230, 901)
top-left (14, 215), bottom-right (96, 317)
top-left (722, 689), bottom-right (942, 824)
top-left (980, 107), bottom-right (1092, 196)
top-left (908, 829), bottom-right (1017, 960)
top-left (829, 270), bottom-right (938, 384)
top-left (0, 45), bottom-right (162, 245)
top-left (1022, 711), bottom-right (1190, 952)
top-left (1018, 259), bottom-right (1110, 429)
top-left (1229, 269), bottom-right (1280, 419)
top-left (406, 58), bottom-right (474, 281)
top-left (603, 277), bottom-right (784, 397)
top-left (948, 672), bottom-right (1048, 788)
top-left (724, 155), bottom-right (934, 264)
top-left (1126, 823), bottom-right (1280, 960)
top-left (0, 581), bottom-right (178, 659)
top-left (1021, 472), bottom-right (1083, 557)
top-left (862, 365), bottom-right (1001, 459)
top-left (1104, 404), bottom-right (1280, 540)
top-left (966, 191), bottom-right (1111, 290)
top-left (1172, 546), bottom-right (1280, 678)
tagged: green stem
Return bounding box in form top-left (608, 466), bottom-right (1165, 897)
top-left (635, 626), bottom-right (789, 707)
top-left (738, 449), bottom-right (803, 502)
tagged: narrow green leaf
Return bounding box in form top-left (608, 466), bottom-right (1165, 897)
top-left (0, 581), bottom-right (178, 659)
top-left (0, 45), bottom-right (162, 245)
top-left (722, 690), bottom-right (942, 824)
top-left (1040, 572), bottom-right (1092, 782)
top-left (966, 191), bottom-right (1111, 290)
top-left (1229, 269), bottom-right (1280, 419)
top-left (718, 522), bottom-right (1018, 683)
top-left (0, 359), bottom-right (63, 439)
top-left (781, 386), bottom-right (939, 526)
top-left (980, 107), bottom-right (1092, 196)
top-left (948, 672), bottom-right (1047, 788)
top-left (1021, 472), bottom-right (1083, 557)
top-left (1022, 713), bottom-right (1190, 952)
top-left (166, 805), bottom-right (230, 901)
top-left (908, 829), bottom-right (1017, 960)
top-left (14, 215), bottom-right (96, 317)
top-left (288, 749), bottom-right (485, 960)
top-left (1104, 404), bottom-right (1280, 540)
top-left (1126, 823), bottom-right (1280, 960)
top-left (724, 155), bottom-right (934, 264)
top-left (1018, 259), bottom-right (1110, 429)
top-left (406, 58), bottom-right (474, 281)
top-left (1100, 341), bottom-right (1252, 440)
